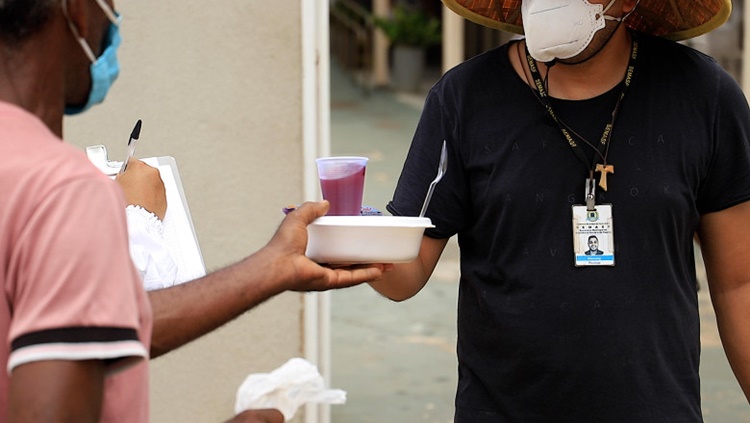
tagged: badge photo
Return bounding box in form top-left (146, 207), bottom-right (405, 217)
top-left (572, 204), bottom-right (615, 266)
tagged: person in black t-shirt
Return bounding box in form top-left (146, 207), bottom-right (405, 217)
top-left (368, 0), bottom-right (750, 421)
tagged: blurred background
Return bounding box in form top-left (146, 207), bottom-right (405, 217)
top-left (331, 0), bottom-right (746, 93)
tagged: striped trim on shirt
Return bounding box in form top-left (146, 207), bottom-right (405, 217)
top-left (8, 327), bottom-right (148, 374)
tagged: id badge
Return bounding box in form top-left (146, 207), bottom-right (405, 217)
top-left (572, 204), bottom-right (615, 266)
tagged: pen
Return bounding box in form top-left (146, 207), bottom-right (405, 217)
top-left (119, 119), bottom-right (142, 174)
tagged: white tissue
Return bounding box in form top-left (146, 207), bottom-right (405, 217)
top-left (234, 357), bottom-right (347, 421)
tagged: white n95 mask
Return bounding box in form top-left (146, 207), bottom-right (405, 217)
top-left (522, 0), bottom-right (619, 63)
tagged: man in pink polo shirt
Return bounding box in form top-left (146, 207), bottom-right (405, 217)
top-left (0, 0), bottom-right (389, 421)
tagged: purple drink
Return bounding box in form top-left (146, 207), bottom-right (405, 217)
top-left (316, 157), bottom-right (368, 216)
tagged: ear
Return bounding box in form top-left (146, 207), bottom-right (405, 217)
top-left (62, 0), bottom-right (92, 39)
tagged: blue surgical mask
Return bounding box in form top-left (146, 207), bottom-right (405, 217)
top-left (63, 0), bottom-right (122, 115)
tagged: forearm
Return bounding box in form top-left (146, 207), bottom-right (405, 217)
top-left (710, 282), bottom-right (750, 402)
top-left (368, 236), bottom-right (448, 301)
top-left (148, 249), bottom-right (286, 358)
top-left (698, 202), bottom-right (750, 403)
top-left (146, 201), bottom-right (391, 358)
top-left (368, 261), bottom-right (431, 301)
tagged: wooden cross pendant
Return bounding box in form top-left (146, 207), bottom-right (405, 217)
top-left (595, 164), bottom-right (614, 191)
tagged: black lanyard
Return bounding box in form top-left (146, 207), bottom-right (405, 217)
top-left (525, 37), bottom-right (638, 191)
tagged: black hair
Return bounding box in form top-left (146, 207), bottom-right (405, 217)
top-left (0, 0), bottom-right (58, 45)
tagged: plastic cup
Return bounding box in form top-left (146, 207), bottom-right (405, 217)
top-left (316, 156), bottom-right (368, 216)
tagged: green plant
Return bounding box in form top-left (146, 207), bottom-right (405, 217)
top-left (373, 5), bottom-right (442, 48)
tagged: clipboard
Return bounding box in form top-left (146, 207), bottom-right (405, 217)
top-left (86, 144), bottom-right (207, 284)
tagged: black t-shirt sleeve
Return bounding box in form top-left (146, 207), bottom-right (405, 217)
top-left (386, 83), bottom-right (468, 239)
top-left (696, 69), bottom-right (750, 214)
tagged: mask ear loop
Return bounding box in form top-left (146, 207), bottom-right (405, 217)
top-left (601, 0), bottom-right (618, 17)
top-left (62, 0), bottom-right (120, 64)
top-left (92, 0), bottom-right (119, 25)
top-left (604, 0), bottom-right (641, 24)
top-left (555, 0), bottom-right (640, 67)
top-left (62, 0), bottom-right (97, 63)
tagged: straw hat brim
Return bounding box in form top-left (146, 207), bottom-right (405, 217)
top-left (442, 0), bottom-right (732, 41)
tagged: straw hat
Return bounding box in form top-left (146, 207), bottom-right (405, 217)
top-left (442, 0), bottom-right (732, 40)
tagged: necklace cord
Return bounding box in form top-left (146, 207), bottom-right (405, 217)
top-left (523, 35), bottom-right (638, 174)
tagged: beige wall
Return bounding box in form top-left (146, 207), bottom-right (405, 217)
top-left (64, 1), bottom-right (308, 421)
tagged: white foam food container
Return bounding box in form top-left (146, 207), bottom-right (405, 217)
top-left (306, 216), bottom-right (434, 264)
